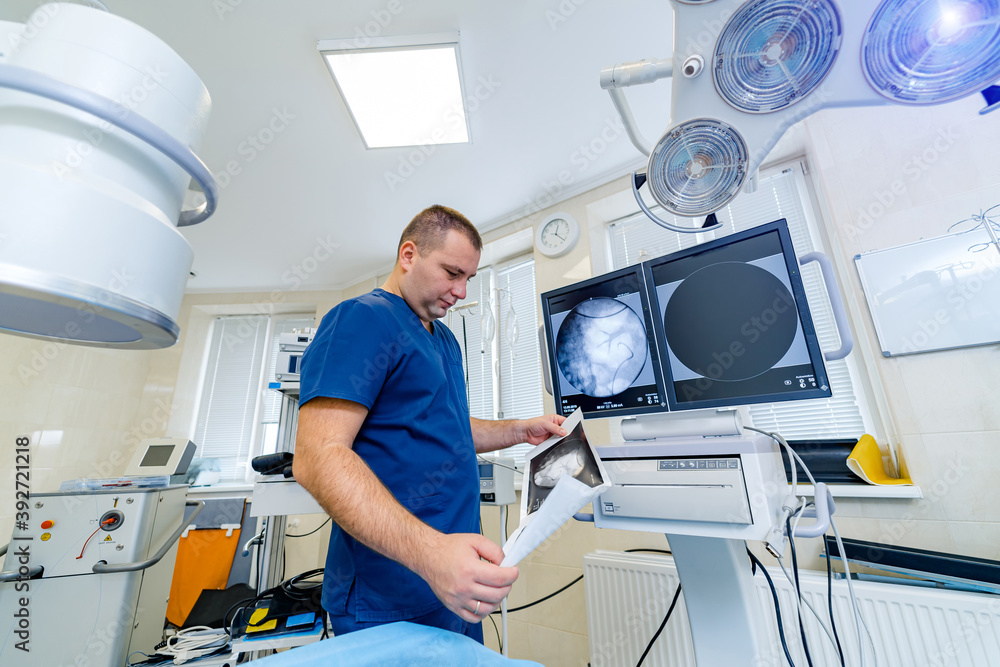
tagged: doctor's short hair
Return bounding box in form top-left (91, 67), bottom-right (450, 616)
top-left (397, 205), bottom-right (483, 257)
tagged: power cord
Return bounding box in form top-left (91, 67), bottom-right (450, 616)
top-left (748, 425), bottom-right (876, 667)
top-left (477, 455), bottom-right (519, 474)
top-left (773, 507), bottom-right (843, 664)
top-left (787, 515), bottom-right (815, 667)
top-left (490, 548), bottom-right (672, 615)
top-left (635, 583), bottom-right (681, 667)
top-left (286, 517), bottom-right (331, 538)
top-left (152, 626), bottom-right (229, 665)
top-left (281, 567), bottom-right (324, 601)
top-left (826, 545), bottom-right (846, 666)
top-left (487, 610), bottom-right (502, 651)
top-left (748, 548), bottom-right (797, 667)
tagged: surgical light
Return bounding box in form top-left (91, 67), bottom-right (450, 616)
top-left (646, 118), bottom-right (749, 217)
top-left (0, 3), bottom-right (217, 350)
top-left (713, 0), bottom-right (843, 114)
top-left (862, 0), bottom-right (1000, 105)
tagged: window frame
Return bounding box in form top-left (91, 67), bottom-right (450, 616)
top-left (190, 311), bottom-right (315, 487)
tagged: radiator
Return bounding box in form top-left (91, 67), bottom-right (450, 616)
top-left (584, 550), bottom-right (1000, 667)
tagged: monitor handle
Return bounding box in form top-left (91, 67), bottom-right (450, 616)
top-left (798, 252), bottom-right (854, 361)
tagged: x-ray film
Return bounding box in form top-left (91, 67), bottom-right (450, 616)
top-left (501, 409), bottom-right (610, 567)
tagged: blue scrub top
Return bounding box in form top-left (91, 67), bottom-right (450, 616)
top-left (299, 288), bottom-right (479, 622)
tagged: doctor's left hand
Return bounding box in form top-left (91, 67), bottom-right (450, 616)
top-left (415, 532), bottom-right (518, 624)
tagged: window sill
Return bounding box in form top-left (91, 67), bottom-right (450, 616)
top-left (793, 484), bottom-right (923, 499)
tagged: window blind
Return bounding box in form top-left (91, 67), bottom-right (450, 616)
top-left (445, 268), bottom-right (495, 420)
top-left (609, 166), bottom-right (866, 440)
top-left (496, 258), bottom-right (545, 467)
top-left (444, 258), bottom-right (546, 469)
top-left (193, 315), bottom-right (270, 483)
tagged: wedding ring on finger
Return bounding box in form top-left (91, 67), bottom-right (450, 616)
top-left (474, 600), bottom-right (482, 615)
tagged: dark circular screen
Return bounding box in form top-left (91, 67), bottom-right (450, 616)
top-left (664, 262), bottom-right (797, 381)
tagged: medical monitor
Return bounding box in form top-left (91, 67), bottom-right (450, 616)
top-left (124, 438), bottom-right (197, 477)
top-left (644, 219), bottom-right (831, 411)
top-left (541, 265), bottom-right (667, 418)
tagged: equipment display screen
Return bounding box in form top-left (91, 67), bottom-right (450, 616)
top-left (541, 266), bottom-right (667, 418)
top-left (541, 219), bottom-right (831, 417)
top-left (644, 221), bottom-right (830, 410)
top-left (139, 445), bottom-right (174, 468)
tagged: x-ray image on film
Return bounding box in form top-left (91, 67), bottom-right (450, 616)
top-left (541, 266), bottom-right (667, 418)
top-left (524, 419), bottom-right (603, 516)
top-left (645, 220), bottom-right (831, 411)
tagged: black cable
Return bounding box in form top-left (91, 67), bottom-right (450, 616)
top-left (635, 583), bottom-right (682, 667)
top-left (787, 518), bottom-right (815, 667)
top-left (826, 548), bottom-right (846, 667)
top-left (478, 457), bottom-right (518, 474)
top-left (281, 568), bottom-right (324, 601)
top-left (748, 549), bottom-right (797, 667)
top-left (491, 548), bottom-right (672, 615)
top-left (256, 531), bottom-right (264, 594)
top-left (492, 575), bottom-right (583, 614)
top-left (487, 610), bottom-right (502, 652)
top-left (286, 517), bottom-right (331, 538)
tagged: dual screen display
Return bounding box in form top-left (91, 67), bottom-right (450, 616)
top-left (541, 219), bottom-right (831, 418)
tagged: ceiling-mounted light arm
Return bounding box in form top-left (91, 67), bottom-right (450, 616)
top-left (631, 171), bottom-right (723, 234)
top-left (0, 64), bottom-right (218, 226)
top-left (600, 58), bottom-right (672, 156)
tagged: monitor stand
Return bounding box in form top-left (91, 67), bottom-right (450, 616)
top-left (595, 409), bottom-right (787, 664)
top-left (667, 534), bottom-right (766, 664)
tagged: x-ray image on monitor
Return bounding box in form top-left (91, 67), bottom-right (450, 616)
top-left (644, 219), bottom-right (831, 411)
top-left (541, 266), bottom-right (667, 418)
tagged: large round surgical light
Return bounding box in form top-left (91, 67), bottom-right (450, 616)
top-left (0, 3), bottom-right (216, 349)
top-left (646, 118), bottom-right (748, 217)
top-left (714, 0), bottom-right (843, 113)
top-left (862, 0), bottom-right (1000, 104)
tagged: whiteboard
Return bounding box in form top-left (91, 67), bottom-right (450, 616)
top-left (855, 230), bottom-right (1000, 356)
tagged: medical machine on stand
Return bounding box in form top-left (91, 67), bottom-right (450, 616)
top-left (250, 337), bottom-right (327, 595)
top-left (0, 3), bottom-right (218, 349)
top-left (0, 439), bottom-right (203, 666)
top-left (275, 331), bottom-right (315, 383)
top-left (540, 219), bottom-right (851, 664)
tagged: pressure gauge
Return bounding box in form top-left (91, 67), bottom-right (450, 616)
top-left (535, 212), bottom-right (580, 258)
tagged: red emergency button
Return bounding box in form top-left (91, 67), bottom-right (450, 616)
top-left (41, 520), bottom-right (54, 529)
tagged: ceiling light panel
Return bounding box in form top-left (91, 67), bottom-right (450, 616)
top-left (320, 34), bottom-right (469, 149)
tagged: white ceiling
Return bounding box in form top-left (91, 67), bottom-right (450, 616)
top-left (3, 0), bottom-right (690, 292)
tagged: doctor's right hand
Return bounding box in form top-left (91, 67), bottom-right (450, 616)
top-left (416, 532), bottom-right (518, 623)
